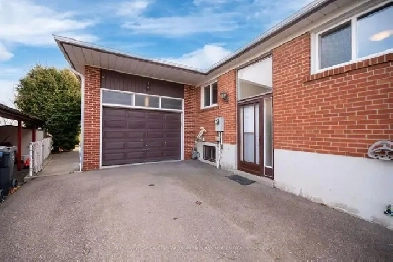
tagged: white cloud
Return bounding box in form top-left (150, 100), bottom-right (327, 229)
top-left (116, 0), bottom-right (150, 17)
top-left (0, 80), bottom-right (17, 107)
top-left (122, 13), bottom-right (238, 36)
top-left (166, 44), bottom-right (232, 70)
top-left (370, 30), bottom-right (393, 41)
top-left (0, 0), bottom-right (97, 47)
top-left (0, 43), bottom-right (13, 61)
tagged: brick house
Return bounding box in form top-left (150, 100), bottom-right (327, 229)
top-left (55, 0), bottom-right (393, 229)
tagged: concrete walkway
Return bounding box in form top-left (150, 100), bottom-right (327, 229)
top-left (1, 161), bottom-right (392, 260)
top-left (35, 149), bottom-right (79, 177)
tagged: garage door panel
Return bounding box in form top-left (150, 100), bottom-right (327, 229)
top-left (147, 122), bottom-right (164, 129)
top-left (165, 141), bottom-right (180, 148)
top-left (104, 119), bottom-right (127, 129)
top-left (147, 113), bottom-right (164, 120)
top-left (147, 131), bottom-right (164, 138)
top-left (126, 141), bottom-right (145, 149)
top-left (102, 107), bottom-right (181, 166)
top-left (165, 132), bottom-right (181, 138)
top-left (165, 114), bottom-right (181, 121)
top-left (103, 142), bottom-right (125, 150)
top-left (128, 121), bottom-right (147, 129)
top-left (104, 131), bottom-right (125, 139)
top-left (104, 108), bottom-right (127, 117)
top-left (164, 150), bottom-right (180, 157)
top-left (147, 141), bottom-right (164, 148)
top-left (146, 150), bottom-right (165, 158)
top-left (126, 151), bottom-right (145, 159)
top-left (127, 110), bottom-right (147, 119)
top-left (104, 153), bottom-right (125, 161)
top-left (165, 123), bottom-right (180, 130)
top-left (126, 131), bottom-right (145, 139)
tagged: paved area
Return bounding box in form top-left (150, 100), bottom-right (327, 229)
top-left (36, 149), bottom-right (80, 177)
top-left (1, 161), bottom-right (392, 260)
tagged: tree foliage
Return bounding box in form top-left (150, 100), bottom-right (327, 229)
top-left (15, 65), bottom-right (81, 151)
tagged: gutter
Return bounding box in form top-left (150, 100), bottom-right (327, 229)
top-left (69, 69), bottom-right (85, 172)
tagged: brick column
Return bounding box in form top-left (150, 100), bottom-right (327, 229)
top-left (217, 69), bottom-right (237, 145)
top-left (83, 66), bottom-right (101, 170)
top-left (184, 85), bottom-right (196, 160)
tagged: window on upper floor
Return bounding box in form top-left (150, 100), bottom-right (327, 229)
top-left (314, 2), bottom-right (393, 72)
top-left (202, 82), bottom-right (218, 108)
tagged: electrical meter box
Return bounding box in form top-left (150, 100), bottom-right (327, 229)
top-left (214, 117), bottom-right (224, 132)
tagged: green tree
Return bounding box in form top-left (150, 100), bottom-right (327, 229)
top-left (15, 65), bottom-right (81, 152)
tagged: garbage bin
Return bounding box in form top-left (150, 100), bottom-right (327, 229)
top-left (0, 148), bottom-right (17, 197)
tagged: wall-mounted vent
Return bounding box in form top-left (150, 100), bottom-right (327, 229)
top-left (203, 145), bottom-right (216, 162)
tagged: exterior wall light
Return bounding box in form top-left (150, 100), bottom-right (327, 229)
top-left (220, 91), bottom-right (229, 102)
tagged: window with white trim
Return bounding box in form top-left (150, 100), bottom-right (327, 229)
top-left (202, 82), bottom-right (218, 108)
top-left (315, 2), bottom-right (393, 71)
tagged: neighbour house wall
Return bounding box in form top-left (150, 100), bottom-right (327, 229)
top-left (83, 65), bottom-right (101, 171)
top-left (272, 33), bottom-right (393, 229)
top-left (0, 126), bottom-right (44, 155)
top-left (184, 70), bottom-right (238, 169)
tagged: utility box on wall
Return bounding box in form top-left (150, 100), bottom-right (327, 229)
top-left (214, 117), bottom-right (224, 132)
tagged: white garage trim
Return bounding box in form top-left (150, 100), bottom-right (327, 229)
top-left (99, 88), bottom-right (185, 168)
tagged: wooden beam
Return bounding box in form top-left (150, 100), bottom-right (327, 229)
top-left (32, 125), bottom-right (36, 142)
top-left (17, 120), bottom-right (22, 171)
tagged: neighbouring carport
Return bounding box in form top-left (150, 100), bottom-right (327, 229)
top-left (0, 103), bottom-right (43, 171)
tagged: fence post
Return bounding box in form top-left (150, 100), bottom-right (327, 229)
top-left (29, 143), bottom-right (33, 177)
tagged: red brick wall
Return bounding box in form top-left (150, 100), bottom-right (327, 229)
top-left (273, 33), bottom-right (393, 157)
top-left (183, 70), bottom-right (237, 159)
top-left (184, 85), bottom-right (196, 160)
top-left (83, 65), bottom-right (101, 170)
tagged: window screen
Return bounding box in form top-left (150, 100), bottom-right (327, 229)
top-left (319, 22), bottom-right (352, 69)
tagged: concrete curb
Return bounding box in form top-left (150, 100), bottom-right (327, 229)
top-left (24, 171), bottom-right (78, 182)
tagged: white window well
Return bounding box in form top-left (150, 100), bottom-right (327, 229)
top-left (313, 2), bottom-right (393, 72)
top-left (202, 82), bottom-right (218, 108)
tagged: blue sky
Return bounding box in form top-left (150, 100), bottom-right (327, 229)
top-left (0, 0), bottom-right (313, 107)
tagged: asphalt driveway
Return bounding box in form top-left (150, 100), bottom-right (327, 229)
top-left (0, 161), bottom-right (392, 260)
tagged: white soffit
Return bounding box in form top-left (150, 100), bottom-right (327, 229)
top-left (55, 36), bottom-right (206, 85)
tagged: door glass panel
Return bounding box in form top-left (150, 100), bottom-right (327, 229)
top-left (265, 98), bottom-right (273, 167)
top-left (239, 107), bottom-right (243, 161)
top-left (102, 90), bottom-right (133, 105)
top-left (135, 94), bottom-right (159, 108)
top-left (243, 105), bottom-right (254, 163)
top-left (161, 98), bottom-right (182, 110)
top-left (255, 104), bottom-right (260, 164)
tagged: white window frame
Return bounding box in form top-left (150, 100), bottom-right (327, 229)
top-left (101, 88), bottom-right (183, 112)
top-left (311, 0), bottom-right (393, 74)
top-left (201, 81), bottom-right (218, 109)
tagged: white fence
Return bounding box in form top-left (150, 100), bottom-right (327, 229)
top-left (29, 137), bottom-right (52, 176)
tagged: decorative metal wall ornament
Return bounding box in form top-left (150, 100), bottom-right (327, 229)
top-left (367, 140), bottom-right (393, 161)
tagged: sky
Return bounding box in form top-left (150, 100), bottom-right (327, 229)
top-left (0, 0), bottom-right (314, 107)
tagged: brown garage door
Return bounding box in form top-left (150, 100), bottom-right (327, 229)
top-left (102, 107), bottom-right (181, 166)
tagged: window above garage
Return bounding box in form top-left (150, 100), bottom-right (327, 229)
top-left (102, 89), bottom-right (183, 111)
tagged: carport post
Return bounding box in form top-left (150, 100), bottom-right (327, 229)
top-left (17, 120), bottom-right (22, 171)
top-left (32, 125), bottom-right (36, 142)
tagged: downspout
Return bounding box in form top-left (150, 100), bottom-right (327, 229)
top-left (70, 68), bottom-right (85, 172)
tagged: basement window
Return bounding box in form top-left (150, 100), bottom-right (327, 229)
top-left (202, 82), bottom-right (218, 108)
top-left (203, 145), bottom-right (216, 162)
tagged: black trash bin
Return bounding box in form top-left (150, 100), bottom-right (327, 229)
top-left (0, 149), bottom-right (17, 197)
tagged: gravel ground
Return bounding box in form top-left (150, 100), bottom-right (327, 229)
top-left (0, 161), bottom-right (392, 260)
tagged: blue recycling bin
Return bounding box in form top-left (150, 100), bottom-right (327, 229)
top-left (0, 149), bottom-right (17, 197)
